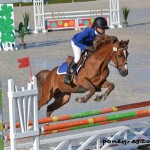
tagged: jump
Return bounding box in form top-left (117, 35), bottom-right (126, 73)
top-left (36, 34), bottom-right (129, 117)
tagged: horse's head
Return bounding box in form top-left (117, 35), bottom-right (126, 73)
top-left (111, 39), bottom-right (129, 77)
top-left (93, 34), bottom-right (129, 77)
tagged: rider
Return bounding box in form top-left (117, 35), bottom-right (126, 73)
top-left (63, 17), bottom-right (109, 84)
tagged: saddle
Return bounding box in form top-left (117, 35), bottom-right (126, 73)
top-left (66, 55), bottom-right (74, 65)
top-left (57, 52), bottom-right (88, 75)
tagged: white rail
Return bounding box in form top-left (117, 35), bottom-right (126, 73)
top-left (6, 77), bottom-right (39, 150)
top-left (5, 121), bottom-right (150, 150)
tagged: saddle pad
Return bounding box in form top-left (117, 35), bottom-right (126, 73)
top-left (57, 62), bottom-right (79, 75)
top-left (57, 62), bottom-right (68, 75)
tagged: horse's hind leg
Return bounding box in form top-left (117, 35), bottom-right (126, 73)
top-left (46, 92), bottom-right (71, 117)
top-left (38, 82), bottom-right (53, 110)
top-left (94, 80), bottom-right (114, 101)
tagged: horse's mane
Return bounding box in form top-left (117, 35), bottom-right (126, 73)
top-left (81, 34), bottom-right (121, 63)
top-left (93, 34), bottom-right (118, 50)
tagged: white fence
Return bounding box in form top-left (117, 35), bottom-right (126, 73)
top-left (33, 0), bottom-right (46, 33)
top-left (5, 77), bottom-right (39, 150)
top-left (109, 0), bottom-right (122, 28)
top-left (3, 77), bottom-right (150, 150)
top-left (33, 0), bottom-right (122, 33)
top-left (35, 122), bottom-right (150, 150)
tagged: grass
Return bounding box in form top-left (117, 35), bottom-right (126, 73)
top-left (0, 89), bottom-right (2, 108)
top-left (13, 0), bottom-right (96, 7)
top-left (13, 2), bottom-right (33, 7)
top-left (0, 139), bottom-right (4, 150)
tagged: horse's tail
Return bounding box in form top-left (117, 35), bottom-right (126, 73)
top-left (35, 70), bottom-right (51, 99)
top-left (35, 70), bottom-right (50, 85)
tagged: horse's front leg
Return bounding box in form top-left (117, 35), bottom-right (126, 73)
top-left (75, 78), bottom-right (95, 103)
top-left (94, 80), bottom-right (114, 101)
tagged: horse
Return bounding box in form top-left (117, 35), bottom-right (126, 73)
top-left (36, 34), bottom-right (129, 117)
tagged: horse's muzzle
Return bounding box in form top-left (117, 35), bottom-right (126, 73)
top-left (119, 68), bottom-right (128, 77)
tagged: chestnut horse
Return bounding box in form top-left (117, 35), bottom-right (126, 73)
top-left (36, 34), bottom-right (129, 117)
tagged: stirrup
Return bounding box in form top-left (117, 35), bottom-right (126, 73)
top-left (63, 78), bottom-right (71, 84)
top-left (63, 75), bottom-right (71, 84)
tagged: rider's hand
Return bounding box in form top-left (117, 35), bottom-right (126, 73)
top-left (86, 46), bottom-right (95, 52)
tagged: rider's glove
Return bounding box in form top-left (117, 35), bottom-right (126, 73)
top-left (86, 46), bottom-right (95, 52)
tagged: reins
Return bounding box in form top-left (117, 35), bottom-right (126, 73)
top-left (103, 47), bottom-right (128, 70)
top-left (79, 41), bottom-right (128, 71)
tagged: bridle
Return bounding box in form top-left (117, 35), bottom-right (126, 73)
top-left (108, 46), bottom-right (128, 69)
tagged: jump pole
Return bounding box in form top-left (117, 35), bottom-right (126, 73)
top-left (41, 108), bottom-right (150, 132)
top-left (4, 100), bottom-right (150, 129)
top-left (42, 113), bottom-right (150, 135)
top-left (5, 110), bottom-right (150, 141)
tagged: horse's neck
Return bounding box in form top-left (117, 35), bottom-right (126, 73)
top-left (78, 45), bottom-right (112, 77)
top-left (94, 44), bottom-right (113, 62)
top-left (79, 44), bottom-right (113, 71)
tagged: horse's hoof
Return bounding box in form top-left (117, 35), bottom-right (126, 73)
top-left (94, 95), bottom-right (105, 102)
top-left (75, 97), bottom-right (79, 102)
top-left (75, 97), bottom-right (87, 103)
top-left (94, 95), bottom-right (102, 102)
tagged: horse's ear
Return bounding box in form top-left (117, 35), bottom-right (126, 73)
top-left (123, 39), bottom-right (129, 46)
top-left (127, 39), bottom-right (129, 44)
top-left (115, 41), bottom-right (120, 48)
top-left (120, 40), bottom-right (123, 45)
top-left (121, 39), bottom-right (129, 47)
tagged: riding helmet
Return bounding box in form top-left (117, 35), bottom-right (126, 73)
top-left (92, 17), bottom-right (109, 30)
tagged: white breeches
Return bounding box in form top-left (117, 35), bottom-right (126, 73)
top-left (71, 40), bottom-right (81, 64)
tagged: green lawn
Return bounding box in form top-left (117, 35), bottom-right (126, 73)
top-left (13, 0), bottom-right (96, 7)
top-left (0, 139), bottom-right (4, 150)
top-left (0, 89), bottom-right (1, 109)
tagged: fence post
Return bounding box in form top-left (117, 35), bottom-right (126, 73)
top-left (33, 0), bottom-right (47, 33)
top-left (109, 0), bottom-right (122, 28)
top-left (8, 79), bottom-right (17, 150)
top-left (32, 77), bottom-right (40, 149)
top-left (7, 77), bottom-right (40, 150)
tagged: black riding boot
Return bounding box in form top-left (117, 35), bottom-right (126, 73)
top-left (63, 60), bottom-right (76, 84)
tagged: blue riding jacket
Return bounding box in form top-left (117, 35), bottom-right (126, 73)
top-left (72, 27), bottom-right (96, 52)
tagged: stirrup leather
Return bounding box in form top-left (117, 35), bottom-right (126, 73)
top-left (63, 60), bottom-right (76, 84)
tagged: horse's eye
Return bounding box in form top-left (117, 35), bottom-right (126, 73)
top-left (117, 55), bottom-right (122, 58)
